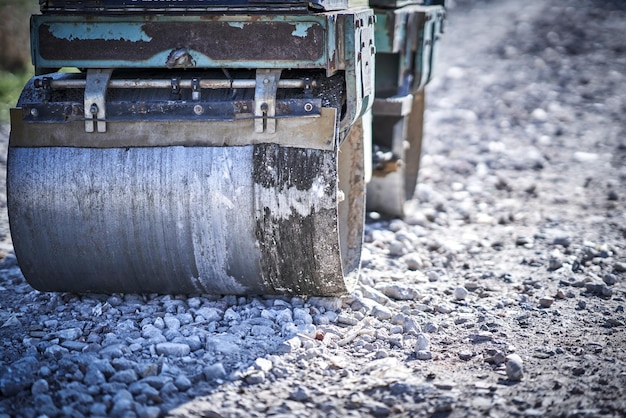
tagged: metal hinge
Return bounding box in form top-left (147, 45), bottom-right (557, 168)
top-left (84, 69), bottom-right (113, 133)
top-left (254, 69), bottom-right (282, 134)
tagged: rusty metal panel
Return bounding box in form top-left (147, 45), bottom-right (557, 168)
top-left (33, 15), bottom-right (328, 69)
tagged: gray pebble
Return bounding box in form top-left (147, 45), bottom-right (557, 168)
top-left (402, 253), bottom-right (423, 271)
top-left (289, 386), bottom-right (310, 401)
top-left (174, 375), bottom-right (192, 392)
top-left (552, 235), bottom-right (572, 247)
top-left (372, 304), bottom-right (393, 321)
top-left (90, 402), bottom-right (108, 416)
top-left (141, 324), bottom-right (164, 340)
top-left (0, 357), bottom-right (38, 397)
top-left (603, 274), bottom-right (617, 286)
top-left (378, 284), bottom-right (420, 301)
top-left (55, 327), bottom-right (83, 341)
top-left (194, 307), bottom-right (222, 322)
top-left (31, 379), bottom-right (49, 395)
top-left (337, 314), bottom-right (359, 326)
top-left (90, 359), bottom-right (116, 378)
top-left (585, 282), bottom-right (613, 297)
top-left (137, 406), bottom-right (161, 418)
top-left (110, 369), bottom-right (138, 384)
top-left (44, 344), bottom-right (69, 360)
top-left (539, 296), bottom-right (554, 308)
top-left (160, 381), bottom-right (179, 396)
top-left (436, 304), bottom-right (453, 314)
top-left (155, 342), bottom-right (191, 357)
top-left (164, 316), bottom-right (181, 331)
top-left (83, 368), bottom-right (106, 386)
top-left (276, 336), bottom-right (302, 354)
top-left (101, 344), bottom-right (130, 358)
top-left (416, 333), bottom-right (430, 351)
top-left (614, 262), bottom-right (626, 273)
top-left (416, 350), bottom-right (432, 360)
top-left (307, 296), bottom-right (343, 311)
top-left (454, 286), bottom-right (469, 300)
top-left (423, 322), bottom-right (439, 333)
top-left (203, 363), bottom-right (227, 381)
top-left (245, 370), bottom-right (265, 385)
top-left (388, 240), bottom-right (406, 256)
top-left (61, 340), bottom-right (88, 351)
top-left (548, 256), bottom-right (563, 271)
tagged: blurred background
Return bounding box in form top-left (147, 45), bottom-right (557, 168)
top-left (0, 0), bottom-right (38, 122)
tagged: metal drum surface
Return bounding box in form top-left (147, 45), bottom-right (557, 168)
top-left (7, 142), bottom-right (363, 295)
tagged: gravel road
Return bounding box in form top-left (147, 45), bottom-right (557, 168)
top-left (1, 0), bottom-right (625, 417)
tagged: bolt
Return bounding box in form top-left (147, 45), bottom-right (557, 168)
top-left (90, 104), bottom-right (98, 115)
top-left (260, 103), bottom-right (268, 112)
top-left (263, 78), bottom-right (269, 84)
top-left (29, 108), bottom-right (39, 117)
top-left (304, 103), bottom-right (313, 112)
top-left (193, 104), bottom-right (204, 115)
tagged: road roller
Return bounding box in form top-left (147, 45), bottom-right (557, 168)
top-left (7, 0), bottom-right (444, 295)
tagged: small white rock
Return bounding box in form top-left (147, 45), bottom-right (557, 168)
top-left (254, 358), bottom-right (273, 373)
top-left (505, 354), bottom-right (524, 381)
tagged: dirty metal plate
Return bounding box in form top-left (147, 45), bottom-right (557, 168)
top-left (41, 0), bottom-right (349, 13)
top-left (34, 16), bottom-right (326, 68)
top-left (10, 107), bottom-right (337, 150)
top-left (7, 144), bottom-right (356, 295)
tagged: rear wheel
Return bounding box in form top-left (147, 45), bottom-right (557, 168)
top-left (366, 90), bottom-right (425, 217)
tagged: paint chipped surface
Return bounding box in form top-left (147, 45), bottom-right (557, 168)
top-left (47, 22), bottom-right (153, 42)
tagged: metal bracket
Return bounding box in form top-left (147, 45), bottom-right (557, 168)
top-left (254, 69), bottom-right (282, 134)
top-left (84, 68), bottom-right (113, 133)
top-left (41, 77), bottom-right (52, 102)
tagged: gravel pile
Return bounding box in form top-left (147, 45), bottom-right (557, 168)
top-left (1, 0), bottom-right (626, 417)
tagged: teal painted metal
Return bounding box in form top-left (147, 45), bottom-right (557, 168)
top-left (31, 14), bottom-right (332, 70)
top-left (372, 4), bottom-right (444, 96)
top-left (338, 8), bottom-right (376, 132)
top-left (28, 8), bottom-right (375, 138)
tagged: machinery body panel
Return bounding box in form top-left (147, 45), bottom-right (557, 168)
top-left (33, 15), bottom-right (330, 70)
